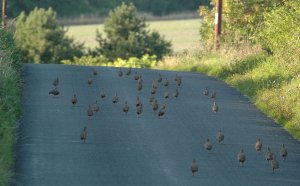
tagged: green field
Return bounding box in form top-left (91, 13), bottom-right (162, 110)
top-left (66, 19), bottom-right (201, 52)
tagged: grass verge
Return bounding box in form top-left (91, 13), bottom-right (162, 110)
top-left (0, 28), bottom-right (22, 185)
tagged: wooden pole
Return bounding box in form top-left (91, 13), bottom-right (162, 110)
top-left (214, 0), bottom-right (222, 50)
top-left (2, 0), bottom-right (7, 27)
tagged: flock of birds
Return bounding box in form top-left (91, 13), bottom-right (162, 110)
top-left (48, 67), bottom-right (288, 178)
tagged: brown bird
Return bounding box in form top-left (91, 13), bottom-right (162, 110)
top-left (137, 81), bottom-right (143, 91)
top-left (152, 99), bottom-right (159, 111)
top-left (173, 87), bottom-right (179, 98)
top-left (138, 76), bottom-right (143, 84)
top-left (271, 154), bottom-right (279, 173)
top-left (136, 96), bottom-right (142, 107)
top-left (176, 76), bottom-right (182, 86)
top-left (71, 94), bottom-right (78, 105)
top-left (163, 78), bottom-right (169, 87)
top-left (191, 159), bottom-right (199, 176)
top-left (134, 72), bottom-right (139, 80)
top-left (80, 127), bottom-right (88, 143)
top-left (118, 68), bottom-right (123, 77)
top-left (210, 90), bottom-right (216, 99)
top-left (151, 80), bottom-right (158, 89)
top-left (100, 88), bottom-right (106, 99)
top-left (92, 68), bottom-right (97, 75)
top-left (174, 73), bottom-right (178, 82)
top-left (238, 149), bottom-right (246, 166)
top-left (212, 101), bottom-right (218, 113)
top-left (255, 138), bottom-right (263, 153)
top-left (203, 87), bottom-right (209, 96)
top-left (112, 93), bottom-right (119, 104)
top-left (93, 101), bottom-right (100, 113)
top-left (265, 146), bottom-right (274, 163)
top-left (49, 87), bottom-right (60, 96)
top-left (164, 91), bottom-right (169, 99)
top-left (280, 144), bottom-right (288, 160)
top-left (216, 130), bottom-right (224, 143)
top-left (148, 94), bottom-right (155, 103)
top-left (136, 104), bottom-right (143, 117)
top-left (87, 105), bottom-right (94, 118)
top-left (123, 101), bottom-right (129, 114)
top-left (150, 87), bottom-right (156, 95)
top-left (157, 73), bottom-right (162, 83)
top-left (87, 78), bottom-right (93, 85)
top-left (204, 138), bottom-right (213, 152)
top-left (126, 67), bottom-right (132, 76)
top-left (158, 105), bottom-right (166, 117)
top-left (53, 77), bottom-right (59, 87)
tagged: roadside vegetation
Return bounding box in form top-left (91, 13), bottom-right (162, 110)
top-left (0, 27), bottom-right (22, 185)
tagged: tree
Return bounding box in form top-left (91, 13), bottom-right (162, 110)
top-left (93, 2), bottom-right (171, 60)
top-left (14, 7), bottom-right (84, 64)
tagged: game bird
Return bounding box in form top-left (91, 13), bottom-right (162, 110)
top-left (191, 159), bottom-right (198, 176)
top-left (265, 146), bottom-right (274, 163)
top-left (93, 101), bottom-right (100, 113)
top-left (173, 87), bottom-right (179, 98)
top-left (49, 87), bottom-right (60, 96)
top-left (71, 94), bottom-right (78, 105)
top-left (92, 68), bottom-right (97, 75)
top-left (134, 72), bottom-right (139, 80)
top-left (164, 91), bottom-right (169, 99)
top-left (176, 76), bottom-right (182, 86)
top-left (100, 88), bottom-right (107, 98)
top-left (238, 149), bottom-right (246, 166)
top-left (255, 138), bottom-right (263, 153)
top-left (203, 87), bottom-right (209, 96)
top-left (80, 127), bottom-right (88, 143)
top-left (212, 101), bottom-right (218, 113)
top-left (280, 144), bottom-right (288, 160)
top-left (136, 104), bottom-right (143, 117)
top-left (123, 101), bottom-right (129, 114)
top-left (136, 96), bottom-right (142, 107)
top-left (126, 67), bottom-right (132, 76)
top-left (87, 105), bottom-right (93, 118)
top-left (216, 130), bottom-right (224, 143)
top-left (118, 68), bottom-right (123, 77)
top-left (163, 78), bottom-right (169, 87)
top-left (157, 73), bottom-right (162, 83)
top-left (158, 105), bottom-right (166, 117)
top-left (87, 78), bottom-right (93, 85)
top-left (204, 138), bottom-right (213, 152)
top-left (53, 77), bottom-right (59, 87)
top-left (211, 90), bottom-right (216, 99)
top-left (271, 154), bottom-right (279, 173)
top-left (112, 93), bottom-right (119, 104)
top-left (152, 99), bottom-right (159, 111)
top-left (149, 94), bottom-right (155, 103)
top-left (137, 81), bottom-right (143, 91)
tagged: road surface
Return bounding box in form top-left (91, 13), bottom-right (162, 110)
top-left (15, 64), bottom-right (300, 186)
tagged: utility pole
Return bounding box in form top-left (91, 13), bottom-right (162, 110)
top-left (2, 0), bottom-right (7, 27)
top-left (214, 0), bottom-right (222, 50)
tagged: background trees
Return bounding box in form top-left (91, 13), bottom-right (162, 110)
top-left (93, 3), bottom-right (171, 60)
top-left (14, 8), bottom-right (84, 64)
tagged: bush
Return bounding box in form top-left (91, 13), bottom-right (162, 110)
top-left (93, 3), bottom-right (172, 60)
top-left (14, 7), bottom-right (84, 64)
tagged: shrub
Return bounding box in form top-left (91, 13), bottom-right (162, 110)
top-left (14, 7), bottom-right (84, 64)
top-left (93, 3), bottom-right (172, 61)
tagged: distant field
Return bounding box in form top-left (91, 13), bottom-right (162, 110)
top-left (66, 19), bottom-right (201, 52)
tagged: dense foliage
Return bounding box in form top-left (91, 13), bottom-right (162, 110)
top-left (0, 28), bottom-right (22, 185)
top-left (14, 8), bottom-right (84, 64)
top-left (93, 3), bottom-right (172, 60)
top-left (4, 0), bottom-right (209, 17)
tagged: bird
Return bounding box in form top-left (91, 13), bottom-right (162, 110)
top-left (137, 76), bottom-right (143, 84)
top-left (216, 130), bottom-right (224, 143)
top-left (71, 94), bottom-right (78, 105)
top-left (174, 73), bottom-right (178, 82)
top-left (80, 127), bottom-right (88, 143)
top-left (136, 104), bottom-right (143, 117)
top-left (148, 94), bottom-right (155, 103)
top-left (158, 105), bottom-right (166, 117)
top-left (204, 138), bottom-right (213, 152)
top-left (112, 93), bottom-right (119, 104)
top-left (191, 159), bottom-right (199, 176)
top-left (237, 149), bottom-right (246, 166)
top-left (150, 87), bottom-right (156, 95)
top-left (255, 138), bottom-right (263, 153)
top-left (87, 78), bottom-right (93, 85)
top-left (164, 91), bottom-right (169, 99)
top-left (280, 144), bottom-right (288, 160)
top-left (212, 101), bottom-right (218, 113)
top-left (137, 81), bottom-right (143, 91)
top-left (93, 101), bottom-right (100, 113)
top-left (92, 68), bottom-right (97, 75)
top-left (157, 73), bottom-right (162, 83)
top-left (265, 146), bottom-right (274, 163)
top-left (100, 88), bottom-right (107, 99)
top-left (152, 99), bottom-right (159, 111)
top-left (210, 90), bottom-right (216, 99)
top-left (176, 76), bottom-right (182, 86)
top-left (163, 78), bottom-right (169, 87)
top-left (203, 87), bottom-right (209, 96)
top-left (123, 101), bottom-right (129, 114)
top-left (49, 87), bottom-right (60, 96)
top-left (87, 105), bottom-right (93, 118)
top-left (151, 80), bottom-right (158, 89)
top-left (126, 67), bottom-right (132, 76)
top-left (136, 96), bottom-right (142, 107)
top-left (53, 77), bottom-right (59, 87)
top-left (271, 154), bottom-right (279, 173)
top-left (173, 87), bottom-right (179, 98)
top-left (134, 72), bottom-right (139, 80)
top-left (118, 68), bottom-right (123, 77)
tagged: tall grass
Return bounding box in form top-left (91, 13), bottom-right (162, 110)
top-left (0, 28), bottom-right (22, 185)
top-left (157, 45), bottom-right (300, 140)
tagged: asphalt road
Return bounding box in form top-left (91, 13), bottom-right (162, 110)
top-left (15, 64), bottom-right (300, 186)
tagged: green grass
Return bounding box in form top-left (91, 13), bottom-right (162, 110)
top-left (66, 19), bottom-right (201, 52)
top-left (0, 28), bottom-right (22, 185)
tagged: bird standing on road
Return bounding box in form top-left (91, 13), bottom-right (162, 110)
top-left (271, 154), bottom-right (279, 173)
top-left (216, 130), bottom-right (224, 143)
top-left (93, 101), bottom-right (100, 113)
top-left (118, 68), bottom-right (123, 77)
top-left (137, 81), bottom-right (143, 91)
top-left (123, 101), bottom-right (129, 114)
top-left (238, 149), bottom-right (246, 166)
top-left (134, 72), bottom-right (139, 80)
top-left (92, 68), bottom-right (97, 76)
top-left (136, 96), bottom-right (142, 107)
top-left (163, 78), bottom-right (169, 87)
top-left (136, 103), bottom-right (143, 117)
top-left (203, 87), bottom-right (209, 96)
top-left (173, 87), bottom-right (179, 98)
top-left (80, 127), bottom-right (88, 143)
top-left (71, 94), bottom-right (78, 105)
top-left (100, 88), bottom-right (107, 99)
top-left (112, 93), bottom-right (119, 104)
top-left (212, 101), bottom-right (218, 113)
top-left (280, 144), bottom-right (288, 160)
top-left (49, 87), bottom-right (60, 96)
top-left (126, 67), bottom-right (132, 76)
top-left (255, 138), bottom-right (263, 153)
top-left (164, 90), bottom-right (169, 99)
top-left (211, 90), bottom-right (216, 99)
top-left (152, 99), bottom-right (159, 111)
top-left (149, 94), bottom-right (154, 103)
top-left (87, 105), bottom-right (93, 119)
top-left (176, 76), bottom-right (182, 87)
top-left (265, 146), bottom-right (274, 163)
top-left (53, 77), bottom-right (59, 87)
top-left (158, 105), bottom-right (166, 117)
top-left (87, 78), bottom-right (93, 85)
top-left (191, 159), bottom-right (198, 176)
top-left (204, 138), bottom-right (213, 152)
top-left (157, 73), bottom-right (162, 83)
